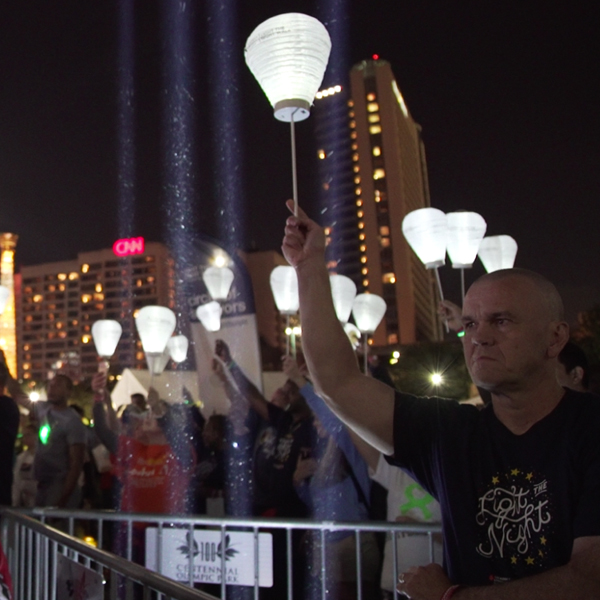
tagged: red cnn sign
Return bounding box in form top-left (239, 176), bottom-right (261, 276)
top-left (113, 237), bottom-right (145, 257)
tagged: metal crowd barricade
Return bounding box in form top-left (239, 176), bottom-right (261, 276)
top-left (1, 507), bottom-right (442, 600)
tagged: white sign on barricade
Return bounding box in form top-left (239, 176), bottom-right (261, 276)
top-left (56, 554), bottom-right (104, 600)
top-left (145, 528), bottom-right (273, 587)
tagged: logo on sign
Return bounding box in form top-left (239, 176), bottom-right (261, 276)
top-left (113, 237), bottom-right (145, 257)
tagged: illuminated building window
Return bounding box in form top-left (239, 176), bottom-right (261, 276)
top-left (25, 315), bottom-right (32, 323)
top-left (318, 149), bottom-right (326, 159)
top-left (24, 345), bottom-right (30, 351)
top-left (358, 222), bottom-right (365, 229)
top-left (380, 237), bottom-right (391, 248)
top-left (359, 233), bottom-right (366, 241)
top-left (357, 210), bottom-right (364, 218)
top-left (373, 169), bottom-right (386, 180)
top-left (57, 273), bottom-right (67, 281)
top-left (33, 295), bottom-right (43, 303)
top-left (81, 264), bottom-right (90, 274)
top-left (362, 267), bottom-right (368, 275)
top-left (350, 131), bottom-right (357, 139)
top-left (348, 100), bottom-right (354, 107)
top-left (374, 195), bottom-right (381, 203)
top-left (351, 143), bottom-right (358, 151)
top-left (349, 120), bottom-right (356, 128)
top-left (388, 333), bottom-right (398, 344)
top-left (68, 272), bottom-right (79, 280)
top-left (136, 351), bottom-right (144, 360)
top-left (81, 295), bottom-right (91, 303)
top-left (354, 176), bottom-right (361, 185)
top-left (355, 187), bottom-right (362, 196)
top-left (372, 146), bottom-right (381, 157)
top-left (363, 279), bottom-right (369, 287)
top-left (367, 102), bottom-right (379, 112)
top-left (369, 124), bottom-right (382, 135)
top-left (133, 309), bottom-right (140, 318)
top-left (71, 320), bottom-right (78, 326)
top-left (58, 331), bottom-right (67, 339)
top-left (352, 153), bottom-right (359, 162)
top-left (383, 272), bottom-right (396, 284)
top-left (47, 285), bottom-right (56, 292)
top-left (82, 335), bottom-right (91, 344)
top-left (95, 283), bottom-right (103, 292)
top-left (366, 93), bottom-right (376, 102)
top-left (380, 226), bottom-right (390, 236)
top-left (322, 182), bottom-right (330, 190)
top-left (147, 276), bottom-right (155, 283)
top-left (368, 114), bottom-right (380, 123)
top-left (360, 256), bottom-right (367, 264)
top-left (360, 244), bottom-right (367, 252)
top-left (58, 284), bottom-right (66, 291)
top-left (356, 199), bottom-right (363, 207)
top-left (348, 111), bottom-right (355, 118)
top-left (136, 279), bottom-right (143, 287)
top-left (23, 363), bottom-right (31, 370)
top-left (353, 165), bottom-right (360, 173)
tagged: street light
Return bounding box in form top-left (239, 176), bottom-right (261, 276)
top-left (245, 13), bottom-right (331, 216)
top-left (352, 293), bottom-right (387, 375)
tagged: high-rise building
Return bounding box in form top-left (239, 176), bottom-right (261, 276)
top-left (16, 242), bottom-right (175, 384)
top-left (314, 59), bottom-right (442, 347)
top-left (0, 233), bottom-right (18, 375)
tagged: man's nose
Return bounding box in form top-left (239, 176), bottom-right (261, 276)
top-left (471, 324), bottom-right (494, 346)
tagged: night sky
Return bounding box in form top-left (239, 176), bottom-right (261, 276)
top-left (0, 1), bottom-right (598, 324)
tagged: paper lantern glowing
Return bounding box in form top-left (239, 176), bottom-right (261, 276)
top-left (352, 293), bottom-right (387, 335)
top-left (196, 301), bottom-right (222, 332)
top-left (478, 235), bottom-right (518, 273)
top-left (135, 306), bottom-right (177, 355)
top-left (330, 274), bottom-right (357, 324)
top-left (167, 335), bottom-right (189, 363)
top-left (446, 211), bottom-right (487, 268)
top-left (402, 208), bottom-right (448, 269)
top-left (245, 13), bottom-right (332, 122)
top-left (91, 320), bottom-right (122, 358)
top-left (203, 266), bottom-right (234, 301)
top-left (269, 265), bottom-right (299, 315)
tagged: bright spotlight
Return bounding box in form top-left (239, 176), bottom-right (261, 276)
top-left (30, 391), bottom-right (40, 402)
top-left (431, 373), bottom-right (443, 386)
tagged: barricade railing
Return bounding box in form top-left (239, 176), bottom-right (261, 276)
top-left (1, 507), bottom-right (442, 600)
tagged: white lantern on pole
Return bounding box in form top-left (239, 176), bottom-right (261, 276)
top-left (446, 211), bottom-right (487, 300)
top-left (203, 266), bottom-right (234, 302)
top-left (196, 301), bottom-right (222, 333)
top-left (135, 306), bottom-right (177, 375)
top-left (245, 13), bottom-right (331, 215)
top-left (478, 235), bottom-right (518, 273)
top-left (91, 320), bottom-right (122, 374)
top-left (352, 293), bottom-right (387, 375)
top-left (330, 274), bottom-right (357, 324)
top-left (270, 266), bottom-right (299, 315)
top-left (167, 335), bottom-right (189, 363)
top-left (0, 286), bottom-right (9, 315)
top-left (402, 208), bottom-right (448, 269)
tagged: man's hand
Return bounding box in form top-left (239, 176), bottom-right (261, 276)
top-left (293, 452), bottom-right (317, 485)
top-left (438, 300), bottom-right (463, 333)
top-left (91, 372), bottom-right (107, 394)
top-left (282, 200), bottom-right (326, 269)
top-left (282, 355), bottom-right (307, 388)
top-left (397, 563), bottom-right (452, 600)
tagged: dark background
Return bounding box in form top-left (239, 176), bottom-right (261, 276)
top-left (0, 0), bottom-right (598, 324)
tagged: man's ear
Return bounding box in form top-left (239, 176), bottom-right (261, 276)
top-left (571, 366), bottom-right (585, 386)
top-left (547, 322), bottom-right (569, 359)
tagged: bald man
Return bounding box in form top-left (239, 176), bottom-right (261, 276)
top-left (282, 201), bottom-right (600, 600)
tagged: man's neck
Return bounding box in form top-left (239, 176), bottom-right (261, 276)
top-left (491, 379), bottom-right (566, 435)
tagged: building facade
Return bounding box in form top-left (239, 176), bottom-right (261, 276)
top-left (314, 59), bottom-right (442, 347)
top-left (17, 242), bottom-right (175, 384)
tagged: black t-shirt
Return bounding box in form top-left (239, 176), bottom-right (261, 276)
top-left (388, 388), bottom-right (600, 585)
top-left (252, 403), bottom-right (315, 518)
top-left (0, 394), bottom-right (20, 506)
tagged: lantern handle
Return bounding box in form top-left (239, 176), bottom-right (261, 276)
top-left (434, 267), bottom-right (449, 333)
top-left (290, 109), bottom-right (300, 216)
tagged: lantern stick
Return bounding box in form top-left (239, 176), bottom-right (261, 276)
top-left (290, 109), bottom-right (299, 216)
top-left (363, 335), bottom-right (369, 376)
top-left (286, 314), bottom-right (291, 355)
top-left (434, 268), bottom-right (449, 333)
top-left (461, 268), bottom-right (466, 303)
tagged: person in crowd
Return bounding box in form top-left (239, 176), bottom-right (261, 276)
top-left (11, 423), bottom-right (38, 508)
top-left (284, 356), bottom-right (380, 600)
top-left (282, 200), bottom-right (600, 599)
top-left (556, 340), bottom-right (590, 392)
top-left (5, 366), bottom-right (86, 509)
top-left (0, 537), bottom-right (12, 600)
top-left (0, 360), bottom-right (20, 507)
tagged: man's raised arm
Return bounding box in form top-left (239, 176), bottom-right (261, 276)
top-left (282, 200), bottom-right (395, 455)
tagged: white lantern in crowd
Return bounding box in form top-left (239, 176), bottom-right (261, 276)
top-left (135, 306), bottom-right (177, 374)
top-left (402, 208), bottom-right (448, 269)
top-left (167, 335), bottom-right (189, 363)
top-left (352, 293), bottom-right (387, 335)
top-left (196, 301), bottom-right (222, 332)
top-left (245, 13), bottom-right (332, 123)
top-left (269, 266), bottom-right (299, 315)
top-left (446, 211), bottom-right (487, 268)
top-left (478, 235), bottom-right (518, 273)
top-left (203, 266), bottom-right (234, 302)
top-left (91, 320), bottom-right (122, 373)
top-left (0, 286), bottom-right (9, 314)
top-left (330, 274), bottom-right (357, 324)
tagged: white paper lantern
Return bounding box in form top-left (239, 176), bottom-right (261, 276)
top-left (203, 266), bottom-right (234, 302)
top-left (446, 211), bottom-right (487, 268)
top-left (270, 265), bottom-right (299, 315)
top-left (196, 301), bottom-right (222, 332)
top-left (402, 208), bottom-right (448, 268)
top-left (245, 13), bottom-right (332, 122)
top-left (135, 306), bottom-right (177, 355)
top-left (478, 235), bottom-right (518, 273)
top-left (330, 274), bottom-right (357, 324)
top-left (147, 347), bottom-right (171, 376)
top-left (91, 320), bottom-right (122, 358)
top-left (167, 335), bottom-right (189, 363)
top-left (0, 286), bottom-right (9, 314)
top-left (352, 293), bottom-right (387, 335)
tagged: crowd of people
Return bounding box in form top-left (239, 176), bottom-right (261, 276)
top-left (0, 203), bottom-right (599, 600)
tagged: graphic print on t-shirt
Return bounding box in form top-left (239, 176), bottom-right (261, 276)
top-left (476, 467), bottom-right (554, 577)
